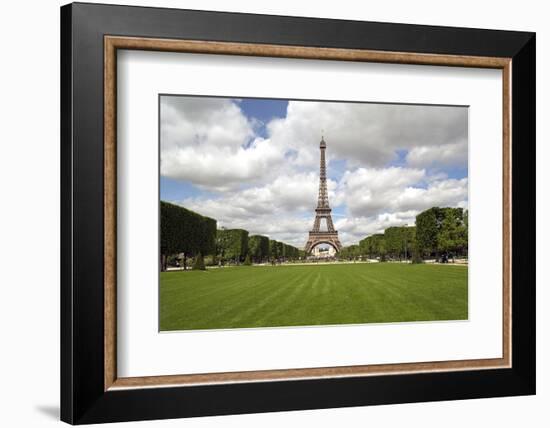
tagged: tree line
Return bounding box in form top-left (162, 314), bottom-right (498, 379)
top-left (160, 201), bottom-right (468, 269)
top-left (339, 207), bottom-right (468, 262)
top-left (215, 230), bottom-right (302, 264)
top-left (160, 201), bottom-right (301, 270)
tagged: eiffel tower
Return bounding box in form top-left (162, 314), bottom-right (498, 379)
top-left (304, 137), bottom-right (343, 254)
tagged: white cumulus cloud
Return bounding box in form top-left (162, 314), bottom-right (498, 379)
top-left (161, 96), bottom-right (469, 247)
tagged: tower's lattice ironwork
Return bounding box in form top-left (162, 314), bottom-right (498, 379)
top-left (304, 137), bottom-right (343, 254)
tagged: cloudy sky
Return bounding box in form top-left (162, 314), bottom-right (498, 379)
top-left (160, 95), bottom-right (468, 248)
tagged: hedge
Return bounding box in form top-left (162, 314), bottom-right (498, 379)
top-left (248, 235), bottom-right (270, 262)
top-left (275, 241), bottom-right (283, 258)
top-left (216, 229), bottom-right (249, 262)
top-left (160, 201), bottom-right (217, 260)
top-left (282, 243), bottom-right (299, 259)
top-left (269, 240), bottom-right (278, 258)
top-left (160, 202), bottom-right (313, 266)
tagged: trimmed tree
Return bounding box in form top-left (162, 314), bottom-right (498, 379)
top-left (192, 252), bottom-right (206, 270)
top-left (216, 229), bottom-right (249, 263)
top-left (248, 235), bottom-right (269, 263)
top-left (160, 201), bottom-right (216, 271)
top-left (275, 241), bottom-right (283, 259)
top-left (269, 239), bottom-right (279, 260)
top-left (282, 243), bottom-right (299, 261)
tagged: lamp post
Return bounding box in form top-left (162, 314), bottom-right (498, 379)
top-left (403, 223), bottom-right (408, 263)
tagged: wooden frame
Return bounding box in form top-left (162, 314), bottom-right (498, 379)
top-left (104, 36), bottom-right (513, 390)
top-left (62, 2), bottom-right (535, 424)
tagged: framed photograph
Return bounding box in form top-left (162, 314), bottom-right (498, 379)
top-left (61, 2), bottom-right (535, 424)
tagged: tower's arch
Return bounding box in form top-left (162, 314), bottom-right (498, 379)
top-left (304, 234), bottom-right (342, 254)
top-left (309, 241), bottom-right (340, 254)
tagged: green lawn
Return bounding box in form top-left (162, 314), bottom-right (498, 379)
top-left (160, 263), bottom-right (468, 331)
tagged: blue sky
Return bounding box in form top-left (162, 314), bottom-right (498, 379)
top-left (160, 96), bottom-right (468, 247)
top-left (238, 98), bottom-right (288, 138)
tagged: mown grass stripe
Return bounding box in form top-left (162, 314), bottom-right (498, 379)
top-left (160, 264), bottom-right (467, 331)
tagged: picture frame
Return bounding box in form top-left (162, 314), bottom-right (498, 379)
top-left (61, 2), bottom-right (535, 424)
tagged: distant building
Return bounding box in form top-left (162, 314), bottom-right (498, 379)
top-left (312, 245), bottom-right (336, 258)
